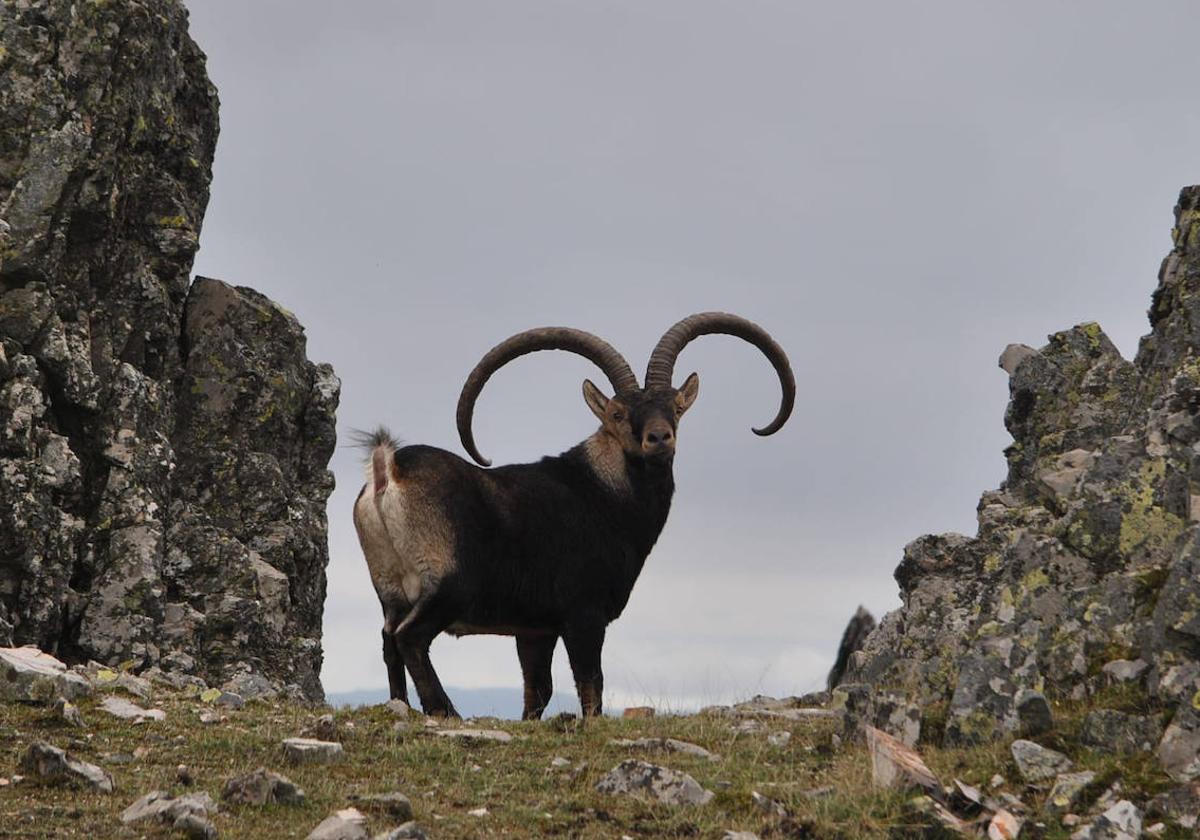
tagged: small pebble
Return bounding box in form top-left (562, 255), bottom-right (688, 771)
top-left (176, 764), bottom-right (193, 786)
top-left (468, 807), bottom-right (489, 817)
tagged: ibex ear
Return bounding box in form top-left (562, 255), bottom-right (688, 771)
top-left (582, 379), bottom-right (610, 422)
top-left (675, 372), bottom-right (700, 415)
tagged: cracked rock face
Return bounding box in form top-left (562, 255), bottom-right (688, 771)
top-left (847, 187), bottom-right (1200, 772)
top-left (0, 1), bottom-right (338, 700)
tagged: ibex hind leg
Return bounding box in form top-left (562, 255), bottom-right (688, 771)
top-left (381, 602), bottom-right (409, 703)
top-left (393, 590), bottom-right (460, 718)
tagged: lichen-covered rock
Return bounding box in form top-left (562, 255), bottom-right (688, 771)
top-left (1081, 708), bottom-right (1163, 755)
top-left (1158, 702), bottom-right (1200, 783)
top-left (20, 741), bottom-right (113, 792)
top-left (0, 0), bottom-right (337, 700)
top-left (121, 790), bottom-right (219, 826)
top-left (1011, 739), bottom-right (1072, 782)
top-left (1045, 771), bottom-right (1096, 816)
top-left (223, 768), bottom-right (306, 806)
top-left (595, 759), bottom-right (714, 806)
top-left (1071, 800), bottom-right (1143, 840)
top-left (847, 187), bottom-right (1200, 745)
top-left (0, 645), bottom-right (91, 702)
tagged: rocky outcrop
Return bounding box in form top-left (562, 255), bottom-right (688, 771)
top-left (0, 1), bottom-right (337, 699)
top-left (849, 187), bottom-right (1200, 768)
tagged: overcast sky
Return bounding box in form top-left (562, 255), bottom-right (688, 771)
top-left (186, 1), bottom-right (1200, 711)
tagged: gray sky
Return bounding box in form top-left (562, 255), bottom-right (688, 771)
top-left (186, 0), bottom-right (1200, 708)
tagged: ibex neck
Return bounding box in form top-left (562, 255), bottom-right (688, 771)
top-left (582, 431), bottom-right (631, 494)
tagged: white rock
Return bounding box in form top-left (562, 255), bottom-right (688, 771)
top-left (283, 737), bottom-right (345, 764)
top-left (767, 731), bottom-right (792, 748)
top-left (335, 807), bottom-right (367, 825)
top-left (751, 791), bottom-right (788, 818)
top-left (609, 737), bottom-right (720, 761)
top-left (0, 646), bottom-right (92, 702)
top-left (467, 807), bottom-right (489, 817)
top-left (100, 696), bottom-right (166, 721)
top-left (987, 809), bottom-right (1022, 840)
top-left (307, 814), bottom-right (368, 840)
top-left (1100, 659), bottom-right (1148, 684)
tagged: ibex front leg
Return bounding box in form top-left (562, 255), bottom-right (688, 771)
top-left (516, 634), bottom-right (556, 720)
top-left (563, 620), bottom-right (605, 717)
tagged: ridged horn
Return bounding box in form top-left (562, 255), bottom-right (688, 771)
top-left (457, 327), bottom-right (640, 466)
top-left (644, 312), bottom-right (795, 436)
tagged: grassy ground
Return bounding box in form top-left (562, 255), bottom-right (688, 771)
top-left (0, 684), bottom-right (1191, 839)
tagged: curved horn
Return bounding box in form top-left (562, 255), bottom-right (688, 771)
top-left (644, 312), bottom-right (795, 436)
top-left (457, 327), bottom-right (639, 466)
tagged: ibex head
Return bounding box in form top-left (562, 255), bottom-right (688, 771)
top-left (456, 313), bottom-right (796, 467)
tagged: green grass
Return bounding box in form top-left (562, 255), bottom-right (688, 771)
top-left (0, 686), bottom-right (1191, 838)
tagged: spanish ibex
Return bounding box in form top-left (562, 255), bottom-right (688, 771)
top-left (353, 313), bottom-right (795, 719)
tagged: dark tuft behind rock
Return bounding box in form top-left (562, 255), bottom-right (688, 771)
top-left (827, 606), bottom-right (875, 691)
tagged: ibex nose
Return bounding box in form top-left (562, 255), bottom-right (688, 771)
top-left (644, 429), bottom-right (673, 445)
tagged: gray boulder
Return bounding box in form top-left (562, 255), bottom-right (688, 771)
top-left (348, 792), bottom-right (413, 822)
top-left (595, 759), bottom-right (714, 806)
top-left (121, 790), bottom-right (219, 825)
top-left (222, 768), bottom-right (306, 806)
top-left (0, 646), bottom-right (91, 702)
top-left (20, 741), bottom-right (112, 792)
top-left (1158, 702), bottom-right (1200, 782)
top-left (1011, 739), bottom-right (1072, 782)
top-left (1045, 771), bottom-right (1096, 816)
top-left (1081, 708), bottom-right (1162, 754)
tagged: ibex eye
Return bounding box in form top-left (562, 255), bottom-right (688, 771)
top-left (612, 412), bottom-right (624, 421)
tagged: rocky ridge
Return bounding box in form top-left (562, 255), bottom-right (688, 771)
top-left (841, 188), bottom-right (1200, 779)
top-left (0, 0), bottom-right (338, 699)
